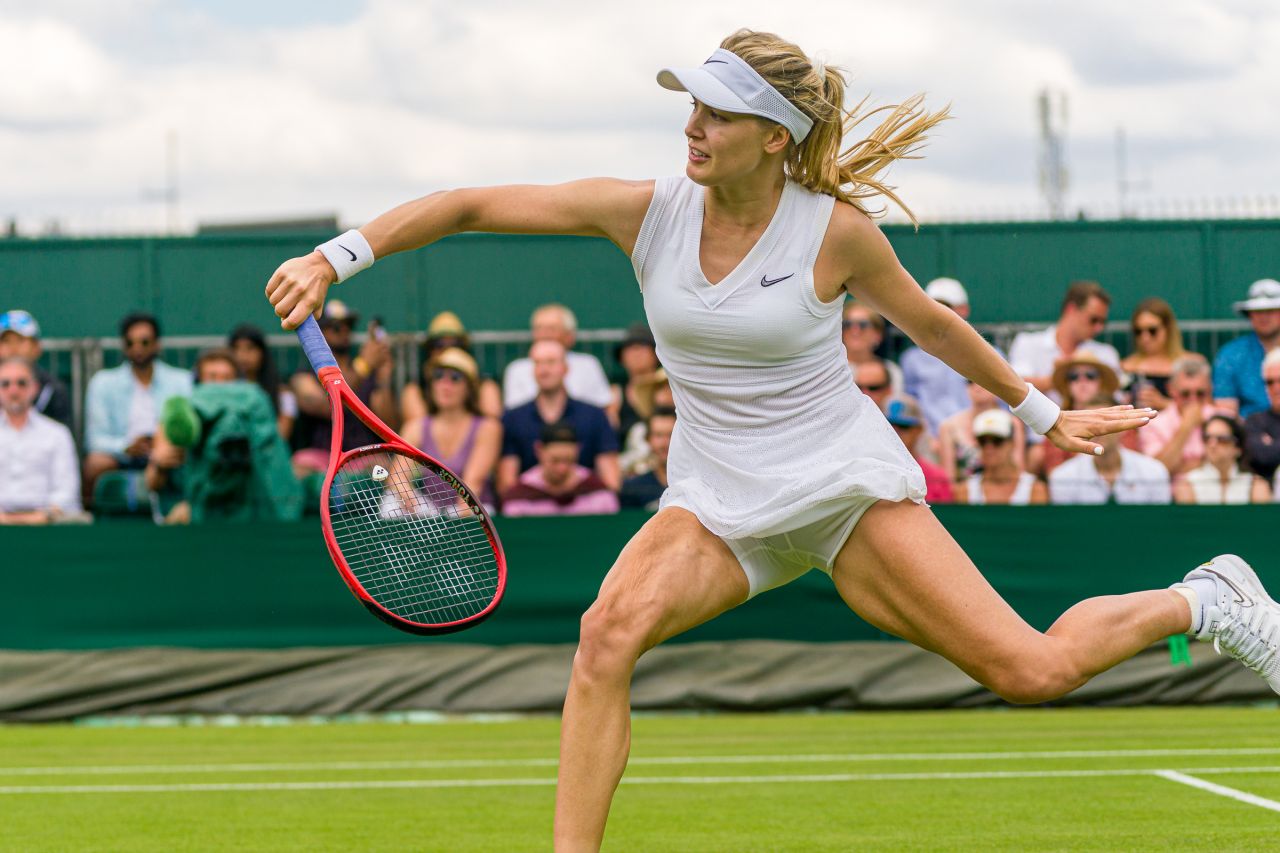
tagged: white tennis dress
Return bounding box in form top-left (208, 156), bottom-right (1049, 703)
top-left (632, 176), bottom-right (926, 554)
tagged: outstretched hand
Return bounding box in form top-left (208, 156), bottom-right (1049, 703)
top-left (1046, 405), bottom-right (1157, 456)
top-left (265, 251), bottom-right (338, 330)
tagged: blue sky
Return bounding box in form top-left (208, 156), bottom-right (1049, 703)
top-left (1, 0), bottom-right (1277, 234)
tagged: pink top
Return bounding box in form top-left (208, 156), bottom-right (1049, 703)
top-left (500, 465), bottom-right (620, 517)
top-left (1138, 404), bottom-right (1228, 479)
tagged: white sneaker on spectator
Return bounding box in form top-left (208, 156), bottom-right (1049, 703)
top-left (1173, 554), bottom-right (1280, 695)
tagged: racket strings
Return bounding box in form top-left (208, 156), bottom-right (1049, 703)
top-left (327, 451), bottom-right (500, 625)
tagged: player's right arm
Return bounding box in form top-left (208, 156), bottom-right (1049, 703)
top-left (267, 179), bottom-right (655, 330)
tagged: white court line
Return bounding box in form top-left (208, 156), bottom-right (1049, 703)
top-left (1155, 770), bottom-right (1280, 814)
top-left (6, 747), bottom-right (1280, 777)
top-left (5, 765), bottom-right (1280, 795)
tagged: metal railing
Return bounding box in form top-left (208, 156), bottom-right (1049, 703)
top-left (36, 320), bottom-right (1253, 445)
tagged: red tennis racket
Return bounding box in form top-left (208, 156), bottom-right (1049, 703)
top-left (296, 316), bottom-right (505, 635)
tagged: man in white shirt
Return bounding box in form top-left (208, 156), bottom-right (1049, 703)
top-left (1049, 400), bottom-right (1171, 505)
top-left (1009, 281), bottom-right (1122, 402)
top-left (502, 304), bottom-right (612, 409)
top-left (0, 357), bottom-right (81, 524)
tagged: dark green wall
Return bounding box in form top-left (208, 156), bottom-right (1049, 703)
top-left (3, 506), bottom-right (1275, 650)
top-left (4, 219), bottom-right (1279, 338)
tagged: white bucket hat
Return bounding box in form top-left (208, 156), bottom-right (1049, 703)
top-left (657, 49), bottom-right (814, 144)
top-left (1233, 279), bottom-right (1280, 315)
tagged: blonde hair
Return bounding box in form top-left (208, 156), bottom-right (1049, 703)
top-left (721, 29), bottom-right (950, 226)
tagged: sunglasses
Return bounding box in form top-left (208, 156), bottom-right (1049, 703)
top-left (977, 435), bottom-right (1009, 447)
top-left (842, 319), bottom-right (873, 331)
top-left (1266, 377), bottom-right (1280, 387)
top-left (1133, 325), bottom-right (1163, 337)
top-left (1067, 368), bottom-right (1100, 383)
top-left (431, 367), bottom-right (468, 383)
top-left (0, 378), bottom-right (31, 389)
top-left (858, 382), bottom-right (889, 393)
top-left (1204, 434), bottom-right (1237, 446)
top-left (1176, 389), bottom-right (1209, 401)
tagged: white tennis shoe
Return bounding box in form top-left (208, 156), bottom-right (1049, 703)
top-left (1174, 554), bottom-right (1280, 695)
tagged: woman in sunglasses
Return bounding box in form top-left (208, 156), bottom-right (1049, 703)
top-left (954, 408), bottom-right (1047, 506)
top-left (1121, 297), bottom-right (1185, 411)
top-left (397, 347), bottom-right (501, 508)
top-left (1174, 414), bottom-right (1271, 504)
top-left (1040, 352), bottom-right (1136, 477)
top-left (400, 311), bottom-right (504, 423)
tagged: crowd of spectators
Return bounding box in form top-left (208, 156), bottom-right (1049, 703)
top-left (2, 275), bottom-right (1278, 525)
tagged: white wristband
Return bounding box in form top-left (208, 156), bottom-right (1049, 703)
top-left (315, 229), bottom-right (374, 283)
top-left (1011, 383), bottom-right (1061, 435)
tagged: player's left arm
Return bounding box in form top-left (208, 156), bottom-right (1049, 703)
top-left (826, 204), bottom-right (1151, 453)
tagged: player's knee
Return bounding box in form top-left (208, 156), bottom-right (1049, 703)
top-left (984, 655), bottom-right (1082, 705)
top-left (575, 598), bottom-right (661, 680)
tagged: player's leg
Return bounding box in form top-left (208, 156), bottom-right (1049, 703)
top-left (555, 507), bottom-right (749, 852)
top-left (830, 499), bottom-right (1192, 703)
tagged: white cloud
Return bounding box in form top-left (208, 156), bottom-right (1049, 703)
top-left (1, 0), bottom-right (1278, 232)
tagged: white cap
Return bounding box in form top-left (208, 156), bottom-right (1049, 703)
top-left (925, 277), bottom-right (969, 307)
top-left (973, 408), bottom-right (1014, 439)
top-left (658, 49), bottom-right (814, 144)
top-left (1233, 279), bottom-right (1280, 315)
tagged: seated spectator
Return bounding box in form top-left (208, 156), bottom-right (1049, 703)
top-left (290, 300), bottom-right (396, 476)
top-left (885, 396), bottom-right (952, 504)
top-left (1051, 400), bottom-right (1172, 505)
top-left (900, 278), bottom-right (993, 435)
top-left (609, 322), bottom-right (660, 438)
top-left (502, 304), bottom-right (611, 409)
top-left (401, 311), bottom-right (502, 421)
top-left (1215, 279), bottom-right (1280, 418)
top-left (0, 310), bottom-right (72, 430)
top-left (1138, 354), bottom-right (1230, 480)
top-left (82, 312), bottom-right (193, 506)
top-left (955, 409), bottom-right (1046, 505)
top-left (501, 422), bottom-right (620, 517)
top-left (498, 340), bottom-right (619, 495)
top-left (1175, 415), bottom-right (1271, 505)
top-left (619, 368), bottom-right (673, 477)
top-left (1009, 280), bottom-right (1120, 400)
top-left (937, 380), bottom-right (1026, 486)
top-left (1121, 297), bottom-right (1184, 411)
top-left (398, 347), bottom-right (501, 508)
top-left (854, 358), bottom-right (893, 412)
top-left (1039, 352), bottom-right (1135, 477)
top-left (1243, 349), bottom-right (1280, 483)
top-left (842, 301), bottom-right (903, 395)
top-left (228, 324), bottom-right (297, 440)
top-left (0, 357), bottom-right (82, 524)
top-left (146, 348), bottom-right (240, 499)
top-left (620, 406), bottom-right (675, 511)
top-left (147, 349), bottom-right (302, 525)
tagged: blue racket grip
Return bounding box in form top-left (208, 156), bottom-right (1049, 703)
top-left (297, 315), bottom-right (339, 373)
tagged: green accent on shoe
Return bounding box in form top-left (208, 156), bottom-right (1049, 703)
top-left (1168, 634), bottom-right (1192, 667)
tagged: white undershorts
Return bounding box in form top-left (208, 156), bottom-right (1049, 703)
top-left (720, 495), bottom-right (882, 598)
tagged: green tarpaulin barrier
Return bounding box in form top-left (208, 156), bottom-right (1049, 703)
top-left (2, 506), bottom-right (1275, 651)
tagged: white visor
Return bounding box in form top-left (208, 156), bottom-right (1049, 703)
top-left (658, 48), bottom-right (814, 144)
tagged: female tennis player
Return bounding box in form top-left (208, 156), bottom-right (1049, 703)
top-left (267, 29), bottom-right (1280, 851)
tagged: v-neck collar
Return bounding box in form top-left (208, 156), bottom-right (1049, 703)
top-left (684, 180), bottom-right (794, 309)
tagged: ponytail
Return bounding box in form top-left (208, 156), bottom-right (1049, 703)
top-left (721, 29), bottom-right (950, 226)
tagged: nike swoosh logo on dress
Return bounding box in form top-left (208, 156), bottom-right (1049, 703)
top-left (760, 274), bottom-right (794, 287)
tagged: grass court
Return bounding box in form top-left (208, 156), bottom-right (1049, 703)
top-left (3, 706), bottom-right (1280, 851)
